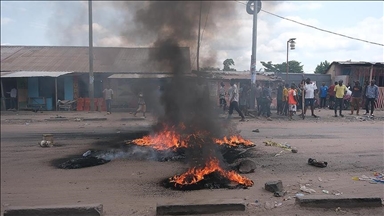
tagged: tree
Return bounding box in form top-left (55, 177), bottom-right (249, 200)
top-left (223, 59), bottom-right (236, 71)
top-left (260, 60), bottom-right (304, 73)
top-left (314, 60), bottom-right (330, 74)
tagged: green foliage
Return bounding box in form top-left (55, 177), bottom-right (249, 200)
top-left (200, 66), bottom-right (220, 71)
top-left (314, 60), bottom-right (331, 74)
top-left (223, 59), bottom-right (236, 71)
top-left (260, 60), bottom-right (304, 73)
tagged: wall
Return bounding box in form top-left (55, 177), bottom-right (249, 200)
top-left (27, 77), bottom-right (39, 97)
top-left (64, 76), bottom-right (74, 100)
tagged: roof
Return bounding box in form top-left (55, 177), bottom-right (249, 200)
top-left (108, 73), bottom-right (196, 79)
top-left (331, 61), bottom-right (384, 66)
top-left (0, 71), bottom-right (74, 78)
top-left (198, 71), bottom-right (280, 81)
top-left (0, 46), bottom-right (191, 73)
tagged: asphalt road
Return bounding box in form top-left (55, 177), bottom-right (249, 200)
top-left (1, 110), bottom-right (383, 216)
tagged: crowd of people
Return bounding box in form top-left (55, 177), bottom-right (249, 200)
top-left (217, 78), bottom-right (379, 121)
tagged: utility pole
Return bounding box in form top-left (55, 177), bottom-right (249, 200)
top-left (247, 0), bottom-right (261, 109)
top-left (88, 0), bottom-right (94, 111)
top-left (197, 1), bottom-right (202, 72)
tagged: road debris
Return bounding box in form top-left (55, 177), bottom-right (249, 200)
top-left (351, 172), bottom-right (384, 184)
top-left (265, 180), bottom-right (285, 197)
top-left (318, 177), bottom-right (323, 182)
top-left (295, 193), bottom-right (305, 198)
top-left (322, 190), bottom-right (329, 194)
top-left (300, 185), bottom-right (316, 194)
top-left (308, 158), bottom-right (328, 168)
top-left (252, 129), bottom-right (259, 133)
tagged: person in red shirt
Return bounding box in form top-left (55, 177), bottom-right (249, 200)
top-left (288, 83), bottom-right (298, 120)
top-left (328, 82), bottom-right (337, 109)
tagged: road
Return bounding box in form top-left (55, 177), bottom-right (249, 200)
top-left (1, 110), bottom-right (383, 215)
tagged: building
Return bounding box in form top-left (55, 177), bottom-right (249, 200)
top-left (325, 61), bottom-right (384, 108)
top-left (0, 45), bottom-right (191, 111)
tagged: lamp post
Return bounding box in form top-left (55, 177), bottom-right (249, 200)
top-left (286, 38), bottom-right (296, 83)
top-left (88, 0), bottom-right (94, 111)
top-left (246, 0), bottom-right (261, 109)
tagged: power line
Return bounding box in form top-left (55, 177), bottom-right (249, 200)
top-left (192, 1), bottom-right (212, 69)
top-left (234, 0), bottom-right (384, 47)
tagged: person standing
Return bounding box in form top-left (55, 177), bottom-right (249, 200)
top-left (334, 80), bottom-right (347, 117)
top-left (319, 82), bottom-right (328, 109)
top-left (362, 80), bottom-right (369, 109)
top-left (303, 78), bottom-right (318, 118)
top-left (227, 79), bottom-right (245, 122)
top-left (259, 82), bottom-right (272, 121)
top-left (255, 82), bottom-right (262, 113)
top-left (328, 82), bottom-right (337, 109)
top-left (350, 81), bottom-right (362, 115)
top-left (6, 87), bottom-right (17, 110)
top-left (218, 82), bottom-right (227, 112)
top-left (287, 83), bottom-right (298, 120)
top-left (276, 83), bottom-right (283, 115)
top-left (282, 83), bottom-right (289, 116)
top-left (134, 92), bottom-right (146, 118)
top-left (364, 80), bottom-right (379, 117)
top-left (103, 85), bottom-right (113, 114)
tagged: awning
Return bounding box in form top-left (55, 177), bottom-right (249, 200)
top-left (0, 71), bottom-right (74, 78)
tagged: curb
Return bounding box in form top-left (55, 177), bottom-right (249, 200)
top-left (45, 118), bottom-right (69, 122)
top-left (296, 195), bottom-right (383, 208)
top-left (156, 199), bottom-right (245, 215)
top-left (82, 118), bottom-right (108, 121)
top-left (120, 117), bottom-right (146, 121)
top-left (3, 204), bottom-right (103, 216)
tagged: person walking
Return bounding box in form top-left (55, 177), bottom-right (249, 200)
top-left (334, 80), bottom-right (347, 117)
top-left (364, 80), bottom-right (379, 117)
top-left (303, 78), bottom-right (318, 118)
top-left (319, 82), bottom-right (328, 109)
top-left (227, 79), bottom-right (245, 122)
top-left (102, 85), bottom-right (113, 114)
top-left (350, 81), bottom-right (362, 115)
top-left (288, 83), bottom-right (298, 120)
top-left (219, 82), bottom-right (227, 113)
top-left (328, 82), bottom-right (337, 109)
top-left (134, 92), bottom-right (146, 118)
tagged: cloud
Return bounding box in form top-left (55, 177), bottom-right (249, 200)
top-left (1, 17), bottom-right (14, 25)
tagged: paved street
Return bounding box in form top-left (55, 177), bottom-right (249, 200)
top-left (1, 110), bottom-right (383, 215)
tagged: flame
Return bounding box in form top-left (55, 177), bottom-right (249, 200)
top-left (129, 124), bottom-right (253, 150)
top-left (169, 158), bottom-right (254, 187)
top-left (130, 125), bottom-right (187, 151)
top-left (214, 135), bottom-right (254, 147)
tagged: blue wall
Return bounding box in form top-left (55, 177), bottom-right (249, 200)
top-left (64, 76), bottom-right (73, 100)
top-left (28, 77), bottom-right (39, 97)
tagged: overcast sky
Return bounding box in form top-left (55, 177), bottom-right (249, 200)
top-left (1, 1), bottom-right (383, 73)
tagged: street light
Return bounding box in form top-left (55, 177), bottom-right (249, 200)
top-left (286, 38), bottom-right (296, 83)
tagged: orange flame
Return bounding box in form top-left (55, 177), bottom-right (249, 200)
top-left (214, 135), bottom-right (254, 147)
top-left (169, 158), bottom-right (254, 187)
top-left (131, 125), bottom-right (187, 151)
top-left (129, 124), bottom-right (253, 150)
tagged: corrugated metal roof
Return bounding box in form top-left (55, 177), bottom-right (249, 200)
top-left (201, 71), bottom-right (278, 81)
top-left (1, 71), bottom-right (74, 78)
top-left (109, 73), bottom-right (196, 79)
top-left (333, 61), bottom-right (384, 65)
top-left (0, 46), bottom-right (191, 73)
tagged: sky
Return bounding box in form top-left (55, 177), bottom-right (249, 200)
top-left (1, 1), bottom-right (383, 73)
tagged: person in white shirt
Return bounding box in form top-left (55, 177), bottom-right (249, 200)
top-left (218, 82), bottom-right (227, 112)
top-left (303, 78), bottom-right (318, 118)
top-left (227, 79), bottom-right (245, 121)
top-left (6, 88), bottom-right (17, 110)
top-left (102, 85), bottom-right (114, 114)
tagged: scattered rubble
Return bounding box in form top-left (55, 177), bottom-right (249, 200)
top-left (308, 158), bottom-right (328, 168)
top-left (237, 159), bottom-right (256, 174)
top-left (265, 180), bottom-right (285, 197)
